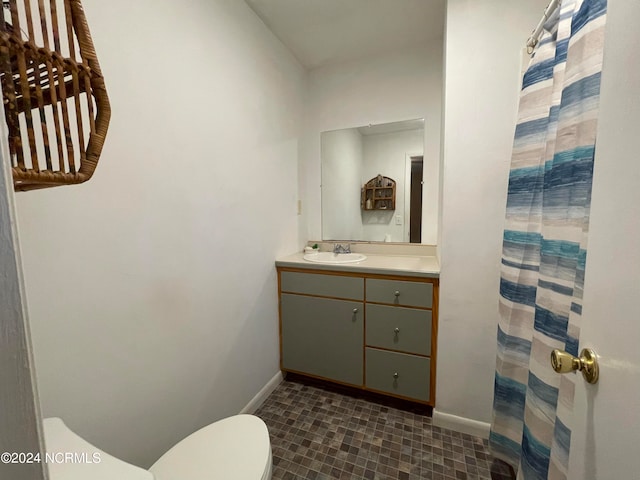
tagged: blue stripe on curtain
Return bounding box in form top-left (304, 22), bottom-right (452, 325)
top-left (538, 279), bottom-right (573, 296)
top-left (534, 305), bottom-right (569, 342)
top-left (522, 58), bottom-right (555, 90)
top-left (490, 1), bottom-right (607, 477)
top-left (561, 73), bottom-right (602, 108)
top-left (521, 424), bottom-right (551, 480)
top-left (528, 372), bottom-right (560, 413)
top-left (497, 326), bottom-right (532, 358)
top-left (490, 431), bottom-right (523, 467)
top-left (540, 239), bottom-right (580, 259)
top-left (502, 258), bottom-right (540, 272)
top-left (493, 373), bottom-right (528, 419)
top-left (555, 39), bottom-right (569, 64)
top-left (572, 0), bottom-right (607, 35)
top-left (549, 145), bottom-right (595, 168)
top-left (504, 230), bottom-right (543, 245)
top-left (565, 335), bottom-right (580, 357)
top-left (553, 417), bottom-right (572, 469)
top-left (514, 118), bottom-right (550, 140)
top-left (501, 279), bottom-right (537, 306)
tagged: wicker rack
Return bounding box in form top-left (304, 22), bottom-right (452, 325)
top-left (0, 0), bottom-right (110, 191)
top-left (361, 175), bottom-right (396, 211)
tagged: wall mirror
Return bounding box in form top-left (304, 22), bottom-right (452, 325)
top-left (321, 119), bottom-right (425, 243)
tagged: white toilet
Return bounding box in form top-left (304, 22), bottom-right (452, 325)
top-left (43, 415), bottom-right (273, 480)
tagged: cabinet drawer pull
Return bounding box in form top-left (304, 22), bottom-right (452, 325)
top-left (394, 327), bottom-right (400, 334)
top-left (393, 372), bottom-right (399, 379)
top-left (394, 291), bottom-right (400, 297)
top-left (353, 308), bottom-right (359, 314)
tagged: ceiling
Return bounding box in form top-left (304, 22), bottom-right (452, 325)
top-left (244, 0), bottom-right (446, 70)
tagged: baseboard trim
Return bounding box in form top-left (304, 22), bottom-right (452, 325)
top-left (240, 371), bottom-right (283, 414)
top-left (432, 410), bottom-right (491, 439)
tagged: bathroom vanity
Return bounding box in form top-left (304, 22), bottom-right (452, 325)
top-left (275, 251), bottom-right (439, 406)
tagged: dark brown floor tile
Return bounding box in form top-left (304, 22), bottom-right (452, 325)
top-left (255, 379), bottom-right (495, 479)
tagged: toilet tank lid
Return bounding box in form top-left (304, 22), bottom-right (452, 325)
top-left (43, 417), bottom-right (154, 480)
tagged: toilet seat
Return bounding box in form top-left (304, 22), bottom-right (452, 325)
top-left (150, 414), bottom-right (272, 480)
top-left (43, 415), bottom-right (272, 480)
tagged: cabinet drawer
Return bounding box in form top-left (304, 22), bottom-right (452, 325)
top-left (365, 348), bottom-right (430, 401)
top-left (281, 271), bottom-right (363, 300)
top-left (281, 294), bottom-right (364, 386)
top-left (366, 304), bottom-right (431, 356)
top-left (366, 278), bottom-right (432, 308)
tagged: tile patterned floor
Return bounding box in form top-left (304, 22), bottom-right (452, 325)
top-left (255, 378), bottom-right (513, 480)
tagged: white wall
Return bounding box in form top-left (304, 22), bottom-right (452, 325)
top-left (362, 129), bottom-right (423, 242)
top-left (437, 0), bottom-right (548, 427)
top-left (321, 129), bottom-right (363, 240)
top-left (301, 43), bottom-right (443, 245)
top-left (15, 0), bottom-right (305, 468)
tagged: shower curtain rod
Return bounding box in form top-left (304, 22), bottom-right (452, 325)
top-left (526, 0), bottom-right (561, 52)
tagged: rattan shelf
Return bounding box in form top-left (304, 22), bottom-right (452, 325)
top-left (361, 175), bottom-right (396, 211)
top-left (1, 0), bottom-right (110, 191)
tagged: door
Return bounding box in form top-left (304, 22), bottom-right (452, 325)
top-left (566, 2), bottom-right (640, 478)
top-left (409, 156), bottom-right (423, 243)
top-left (281, 293), bottom-right (364, 386)
top-left (0, 135), bottom-right (46, 479)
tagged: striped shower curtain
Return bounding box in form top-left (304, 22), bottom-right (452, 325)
top-left (489, 1), bottom-right (607, 479)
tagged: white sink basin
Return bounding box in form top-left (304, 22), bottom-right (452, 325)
top-left (303, 252), bottom-right (367, 264)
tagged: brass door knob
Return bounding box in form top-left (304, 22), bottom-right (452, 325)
top-left (550, 348), bottom-right (599, 384)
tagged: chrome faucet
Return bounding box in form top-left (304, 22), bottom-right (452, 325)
top-left (333, 243), bottom-right (351, 254)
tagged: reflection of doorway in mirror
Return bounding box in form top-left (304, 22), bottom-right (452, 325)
top-left (404, 154), bottom-right (424, 243)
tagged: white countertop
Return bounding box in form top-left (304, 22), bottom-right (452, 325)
top-left (275, 251), bottom-right (440, 278)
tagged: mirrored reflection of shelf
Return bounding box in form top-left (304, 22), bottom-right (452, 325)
top-left (362, 175), bottom-right (396, 211)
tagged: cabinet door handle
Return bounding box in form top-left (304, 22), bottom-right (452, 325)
top-left (394, 327), bottom-right (400, 334)
top-left (353, 308), bottom-right (359, 314)
top-left (393, 372), bottom-right (399, 379)
top-left (394, 291), bottom-right (400, 297)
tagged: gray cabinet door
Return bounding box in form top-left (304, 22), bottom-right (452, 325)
top-left (366, 304), bottom-right (432, 356)
top-left (281, 271), bottom-right (364, 300)
top-left (365, 348), bottom-right (430, 401)
top-left (281, 293), bottom-right (364, 386)
top-left (366, 278), bottom-right (433, 308)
